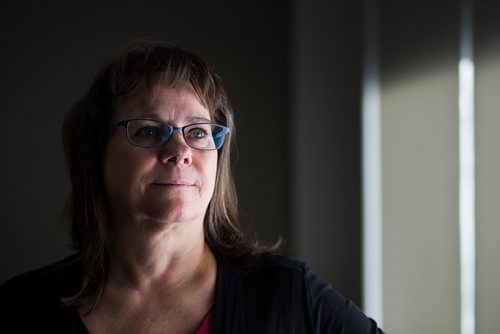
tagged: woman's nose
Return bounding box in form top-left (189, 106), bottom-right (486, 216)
top-left (158, 131), bottom-right (193, 166)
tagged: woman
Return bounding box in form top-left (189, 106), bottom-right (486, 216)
top-left (0, 40), bottom-right (382, 333)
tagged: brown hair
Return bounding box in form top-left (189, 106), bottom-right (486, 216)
top-left (62, 40), bottom-right (268, 308)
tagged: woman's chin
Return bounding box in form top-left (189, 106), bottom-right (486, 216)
top-left (141, 202), bottom-right (203, 225)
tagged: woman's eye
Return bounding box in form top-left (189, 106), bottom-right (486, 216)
top-left (138, 127), bottom-right (160, 138)
top-left (188, 128), bottom-right (208, 139)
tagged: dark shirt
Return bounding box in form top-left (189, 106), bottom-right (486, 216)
top-left (0, 252), bottom-right (382, 333)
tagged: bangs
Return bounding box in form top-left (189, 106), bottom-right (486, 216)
top-left (107, 42), bottom-right (223, 119)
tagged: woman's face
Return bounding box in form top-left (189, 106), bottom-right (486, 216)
top-left (103, 84), bottom-right (218, 227)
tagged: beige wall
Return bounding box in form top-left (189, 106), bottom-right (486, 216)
top-left (381, 62), bottom-right (460, 333)
top-left (476, 43), bottom-right (500, 334)
top-left (378, 2), bottom-right (500, 332)
top-left (378, 2), bottom-right (461, 332)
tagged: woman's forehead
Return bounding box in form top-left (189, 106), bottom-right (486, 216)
top-left (114, 83), bottom-right (212, 121)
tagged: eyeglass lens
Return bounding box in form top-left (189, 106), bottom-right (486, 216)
top-left (126, 120), bottom-right (227, 150)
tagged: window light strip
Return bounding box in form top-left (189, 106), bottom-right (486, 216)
top-left (362, 0), bottom-right (383, 325)
top-left (459, 0), bottom-right (475, 333)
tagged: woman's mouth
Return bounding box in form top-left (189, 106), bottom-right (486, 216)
top-left (152, 180), bottom-right (195, 187)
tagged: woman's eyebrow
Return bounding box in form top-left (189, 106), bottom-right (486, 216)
top-left (188, 116), bottom-right (212, 123)
top-left (133, 115), bottom-right (213, 124)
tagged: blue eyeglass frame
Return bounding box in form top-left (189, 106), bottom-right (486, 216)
top-left (110, 118), bottom-right (231, 150)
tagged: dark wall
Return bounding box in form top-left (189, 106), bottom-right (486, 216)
top-left (291, 0), bottom-right (363, 305)
top-left (0, 1), bottom-right (290, 282)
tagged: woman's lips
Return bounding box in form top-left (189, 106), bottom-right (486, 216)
top-left (152, 180), bottom-right (195, 187)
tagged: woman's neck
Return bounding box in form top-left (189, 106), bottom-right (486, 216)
top-left (77, 217), bottom-right (217, 333)
top-left (107, 216), bottom-right (211, 292)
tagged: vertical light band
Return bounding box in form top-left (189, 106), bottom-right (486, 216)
top-left (362, 0), bottom-right (383, 325)
top-left (459, 0), bottom-right (475, 333)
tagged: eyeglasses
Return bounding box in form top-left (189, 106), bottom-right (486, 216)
top-left (111, 119), bottom-right (230, 150)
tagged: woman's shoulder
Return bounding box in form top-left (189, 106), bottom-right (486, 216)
top-left (0, 254), bottom-right (84, 331)
top-left (216, 251), bottom-right (326, 306)
top-left (214, 251), bottom-right (305, 281)
top-left (224, 251), bottom-right (312, 279)
top-left (215, 251), bottom-right (382, 333)
top-left (0, 253), bottom-right (83, 302)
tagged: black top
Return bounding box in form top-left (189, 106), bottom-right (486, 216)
top-left (0, 252), bottom-right (382, 333)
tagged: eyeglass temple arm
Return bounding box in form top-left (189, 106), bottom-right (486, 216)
top-left (213, 127), bottom-right (231, 139)
top-left (110, 121), bottom-right (129, 132)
